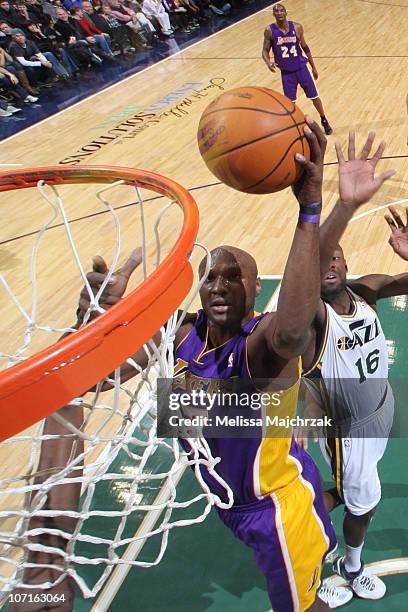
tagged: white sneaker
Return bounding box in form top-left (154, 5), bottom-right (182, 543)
top-left (324, 544), bottom-right (338, 565)
top-left (7, 104), bottom-right (22, 113)
top-left (24, 95), bottom-right (39, 103)
top-left (318, 581), bottom-right (353, 608)
top-left (333, 556), bottom-right (386, 600)
top-left (0, 108), bottom-right (12, 117)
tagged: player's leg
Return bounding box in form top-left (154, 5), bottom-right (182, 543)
top-left (297, 452), bottom-right (352, 609)
top-left (297, 66), bottom-right (333, 135)
top-left (332, 400), bottom-right (393, 601)
top-left (218, 466), bottom-right (351, 610)
top-left (280, 70), bottom-right (298, 104)
top-left (324, 486), bottom-right (344, 512)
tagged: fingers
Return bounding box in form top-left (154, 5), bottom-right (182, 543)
top-left (305, 115), bottom-right (327, 151)
top-left (334, 140), bottom-right (344, 164)
top-left (295, 153), bottom-right (318, 176)
top-left (116, 247), bottom-right (143, 279)
top-left (302, 115), bottom-right (327, 163)
top-left (388, 205), bottom-right (405, 228)
top-left (359, 131), bottom-right (375, 160)
top-left (370, 139), bottom-right (386, 167)
top-left (373, 169), bottom-right (396, 192)
top-left (84, 271), bottom-right (113, 286)
top-left (92, 255), bottom-right (108, 274)
top-left (347, 130), bottom-right (355, 161)
top-left (384, 214), bottom-right (398, 233)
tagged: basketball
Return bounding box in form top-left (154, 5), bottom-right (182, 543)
top-left (197, 86), bottom-right (311, 194)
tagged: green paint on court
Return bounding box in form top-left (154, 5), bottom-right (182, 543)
top-left (74, 280), bottom-right (408, 611)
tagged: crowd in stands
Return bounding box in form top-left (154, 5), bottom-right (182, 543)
top-left (0, 0), bottom-right (250, 119)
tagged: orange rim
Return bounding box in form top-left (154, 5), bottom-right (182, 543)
top-left (0, 166), bottom-right (199, 441)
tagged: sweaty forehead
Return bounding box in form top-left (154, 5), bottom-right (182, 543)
top-left (273, 3), bottom-right (286, 11)
top-left (199, 246), bottom-right (257, 278)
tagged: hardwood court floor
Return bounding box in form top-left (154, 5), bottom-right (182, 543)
top-left (0, 0), bottom-right (407, 609)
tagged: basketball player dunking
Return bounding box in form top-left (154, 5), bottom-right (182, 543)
top-left (262, 3), bottom-right (333, 135)
top-left (299, 132), bottom-right (408, 601)
top-left (73, 119), bottom-right (355, 611)
top-left (27, 126), bottom-right (393, 611)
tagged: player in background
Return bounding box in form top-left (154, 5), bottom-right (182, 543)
top-left (262, 3), bottom-right (333, 135)
top-left (299, 132), bottom-right (404, 601)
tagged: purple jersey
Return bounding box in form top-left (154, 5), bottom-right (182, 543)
top-left (270, 21), bottom-right (307, 72)
top-left (175, 310), bottom-right (306, 506)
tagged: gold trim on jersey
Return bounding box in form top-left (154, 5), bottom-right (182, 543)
top-left (338, 287), bottom-right (357, 318)
top-left (194, 327), bottom-right (231, 364)
top-left (324, 432), bottom-right (344, 502)
top-left (176, 330), bottom-right (191, 351)
top-left (302, 305), bottom-right (329, 377)
top-left (245, 312), bottom-right (264, 383)
top-left (194, 311), bottom-right (262, 364)
top-left (175, 314), bottom-right (198, 351)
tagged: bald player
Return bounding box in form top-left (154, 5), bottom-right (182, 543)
top-left (262, 3), bottom-right (333, 135)
top-left (75, 118), bottom-right (354, 611)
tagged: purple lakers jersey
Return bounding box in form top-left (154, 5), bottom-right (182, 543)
top-left (270, 21), bottom-right (307, 72)
top-left (175, 310), bottom-right (304, 506)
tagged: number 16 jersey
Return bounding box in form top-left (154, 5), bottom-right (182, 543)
top-left (304, 287), bottom-right (389, 423)
top-left (270, 21), bottom-right (308, 72)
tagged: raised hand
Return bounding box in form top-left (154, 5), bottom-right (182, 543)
top-left (335, 131), bottom-right (395, 208)
top-left (77, 248), bottom-right (142, 323)
top-left (385, 206), bottom-right (408, 261)
top-left (293, 115), bottom-right (327, 205)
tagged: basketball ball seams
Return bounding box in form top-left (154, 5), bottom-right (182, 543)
top-left (201, 106), bottom-right (294, 119)
top-left (203, 121), bottom-right (306, 163)
top-left (288, 108), bottom-right (305, 157)
top-left (243, 136), bottom-right (304, 192)
top-left (197, 86), bottom-right (311, 193)
top-left (262, 90), bottom-right (305, 155)
top-left (258, 87), bottom-right (296, 116)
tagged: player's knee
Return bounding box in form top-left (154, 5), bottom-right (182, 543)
top-left (325, 487), bottom-right (344, 511)
top-left (345, 504), bottom-right (377, 523)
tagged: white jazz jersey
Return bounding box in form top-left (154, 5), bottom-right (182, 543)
top-left (307, 287), bottom-right (389, 423)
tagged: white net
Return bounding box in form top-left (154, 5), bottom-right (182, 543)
top-left (0, 172), bottom-right (233, 606)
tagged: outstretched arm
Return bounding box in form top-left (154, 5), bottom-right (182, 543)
top-left (266, 117), bottom-right (326, 359)
top-left (296, 23), bottom-right (318, 79)
top-left (319, 131), bottom-right (395, 278)
top-left (350, 206), bottom-right (408, 302)
top-left (262, 27), bottom-right (277, 72)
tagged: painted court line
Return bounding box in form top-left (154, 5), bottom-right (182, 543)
top-left (351, 197), bottom-right (408, 222)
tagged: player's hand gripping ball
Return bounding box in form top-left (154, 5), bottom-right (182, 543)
top-left (197, 86), bottom-right (311, 194)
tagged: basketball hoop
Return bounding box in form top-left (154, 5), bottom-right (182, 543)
top-left (0, 166), bottom-right (233, 605)
top-left (0, 166), bottom-right (198, 441)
